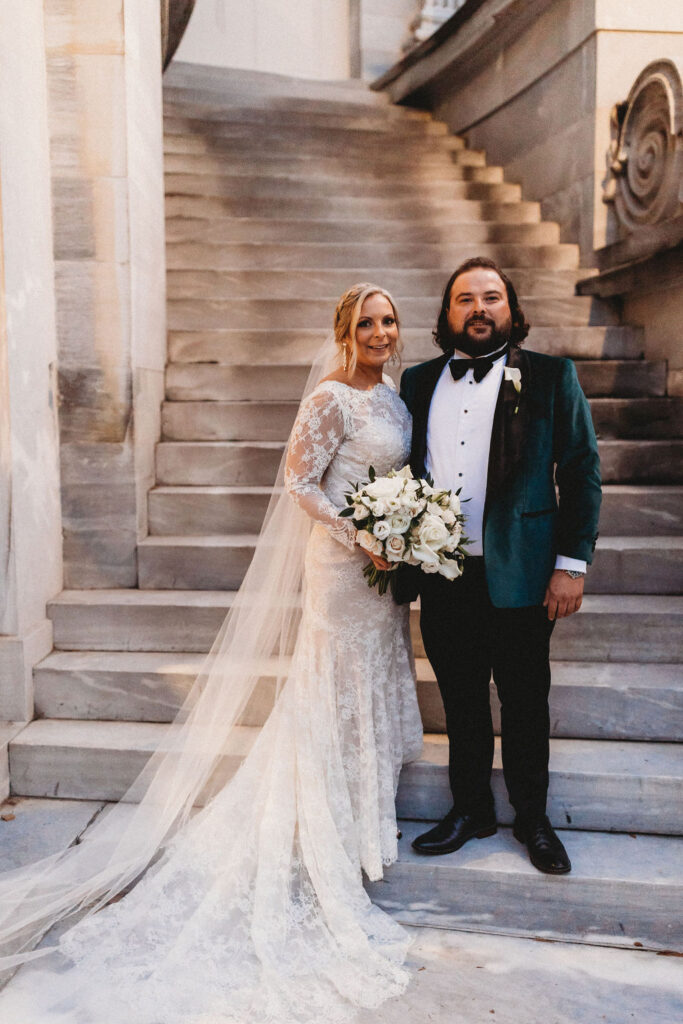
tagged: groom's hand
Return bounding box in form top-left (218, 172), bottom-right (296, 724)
top-left (543, 570), bottom-right (584, 620)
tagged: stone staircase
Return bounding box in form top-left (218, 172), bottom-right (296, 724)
top-left (8, 66), bottom-right (683, 952)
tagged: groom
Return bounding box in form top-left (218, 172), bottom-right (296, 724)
top-left (399, 257), bottom-right (601, 874)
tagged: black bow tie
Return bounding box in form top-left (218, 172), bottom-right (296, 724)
top-left (449, 345), bottom-right (508, 384)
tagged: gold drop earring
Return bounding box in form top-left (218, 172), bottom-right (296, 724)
top-left (342, 342), bottom-right (349, 373)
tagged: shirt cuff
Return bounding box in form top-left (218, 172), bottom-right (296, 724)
top-left (555, 555), bottom-right (587, 574)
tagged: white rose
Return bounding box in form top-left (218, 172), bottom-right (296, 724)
top-left (417, 514), bottom-right (450, 552)
top-left (389, 511), bottom-right (412, 534)
top-left (357, 530), bottom-right (383, 556)
top-left (441, 508), bottom-right (456, 526)
top-left (438, 556), bottom-right (462, 581)
top-left (365, 476), bottom-right (404, 501)
top-left (353, 504), bottom-right (370, 520)
top-left (373, 520), bottom-right (391, 541)
top-left (385, 534), bottom-right (406, 561)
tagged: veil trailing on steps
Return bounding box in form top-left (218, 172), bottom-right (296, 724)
top-left (0, 335), bottom-right (346, 974)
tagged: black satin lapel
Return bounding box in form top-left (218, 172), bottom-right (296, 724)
top-left (485, 347), bottom-right (530, 503)
top-left (410, 355), bottom-right (450, 477)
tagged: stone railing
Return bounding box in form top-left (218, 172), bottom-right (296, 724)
top-left (603, 59), bottom-right (683, 240)
top-left (406, 0), bottom-right (466, 48)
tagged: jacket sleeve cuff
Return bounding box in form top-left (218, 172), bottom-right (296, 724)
top-left (555, 554), bottom-right (587, 573)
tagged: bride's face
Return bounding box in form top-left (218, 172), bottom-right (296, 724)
top-left (352, 293), bottom-right (398, 370)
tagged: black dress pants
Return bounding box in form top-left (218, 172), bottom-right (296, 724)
top-left (419, 558), bottom-right (555, 826)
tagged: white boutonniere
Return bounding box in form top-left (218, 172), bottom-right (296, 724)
top-left (504, 366), bottom-right (522, 414)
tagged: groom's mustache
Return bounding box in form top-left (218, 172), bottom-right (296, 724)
top-left (465, 313), bottom-right (495, 327)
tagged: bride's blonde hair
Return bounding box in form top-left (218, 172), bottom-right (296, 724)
top-left (333, 282), bottom-right (402, 375)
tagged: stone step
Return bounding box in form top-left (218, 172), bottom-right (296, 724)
top-left (366, 821), bottom-right (683, 951)
top-left (163, 118), bottom-right (467, 150)
top-left (159, 396), bottom-right (675, 445)
top-left (33, 652), bottom-right (683, 743)
top-left (163, 266), bottom-right (589, 299)
top-left (162, 114), bottom-right (454, 142)
top-left (162, 100), bottom-right (435, 129)
top-left (165, 206), bottom-right (553, 238)
top-left (155, 437), bottom-right (675, 487)
top-left (396, 735), bottom-right (683, 833)
top-left (599, 486), bottom-right (683, 535)
top-left (164, 170), bottom-right (522, 203)
top-left (590, 398), bottom-right (683, 439)
top-left (162, 132), bottom-right (489, 163)
top-left (599, 440), bottom-right (683, 484)
top-left (165, 326), bottom-right (639, 363)
top-left (135, 533), bottom-right (683, 595)
top-left (163, 150), bottom-right (507, 184)
top-left (163, 66), bottom-right (390, 106)
top-left (148, 483), bottom-right (683, 540)
top-left (162, 89), bottom-right (400, 117)
top-left (165, 295), bottom-right (619, 332)
top-left (47, 591), bottom-right (683, 661)
top-left (9, 720), bottom-right (682, 838)
top-left (164, 240), bottom-right (581, 271)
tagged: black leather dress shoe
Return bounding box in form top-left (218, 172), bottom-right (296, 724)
top-left (513, 815), bottom-right (571, 874)
top-left (412, 810), bottom-right (497, 856)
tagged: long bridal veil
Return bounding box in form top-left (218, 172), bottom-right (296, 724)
top-left (0, 336), bottom-right (344, 974)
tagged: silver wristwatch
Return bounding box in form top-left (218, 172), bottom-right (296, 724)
top-left (562, 569), bottom-right (585, 580)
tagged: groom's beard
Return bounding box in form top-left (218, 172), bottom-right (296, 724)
top-left (447, 315), bottom-right (512, 358)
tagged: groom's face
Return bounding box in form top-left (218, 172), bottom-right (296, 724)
top-left (446, 268), bottom-right (513, 356)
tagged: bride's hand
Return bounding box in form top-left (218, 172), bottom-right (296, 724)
top-left (365, 551), bottom-right (394, 572)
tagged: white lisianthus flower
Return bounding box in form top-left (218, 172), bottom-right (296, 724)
top-left (449, 493), bottom-right (461, 515)
top-left (426, 501), bottom-right (444, 519)
top-left (373, 520), bottom-right (391, 541)
top-left (421, 482), bottom-right (436, 498)
top-left (394, 465), bottom-right (414, 480)
top-left (357, 530), bottom-right (383, 556)
top-left (384, 497), bottom-right (402, 513)
top-left (389, 511), bottom-right (412, 534)
top-left (403, 479), bottom-right (421, 496)
top-left (352, 504), bottom-right (370, 521)
top-left (385, 534), bottom-right (406, 561)
top-left (438, 556), bottom-right (462, 580)
top-left (371, 500), bottom-right (387, 517)
top-left (441, 508), bottom-right (456, 526)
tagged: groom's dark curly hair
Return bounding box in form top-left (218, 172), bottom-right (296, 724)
top-left (433, 257), bottom-right (530, 353)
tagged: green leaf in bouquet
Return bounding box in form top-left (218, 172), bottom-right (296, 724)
top-left (368, 466), bottom-right (376, 482)
top-left (338, 507), bottom-right (355, 518)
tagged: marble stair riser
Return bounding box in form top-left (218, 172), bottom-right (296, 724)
top-left (164, 240), bottom-right (581, 271)
top-left (46, 592), bottom-right (683, 661)
top-left (162, 134), bottom-right (479, 164)
top-left (9, 723), bottom-right (682, 836)
top-left (164, 266), bottom-right (589, 299)
top-left (162, 104), bottom-right (437, 129)
top-left (366, 821), bottom-right (683, 950)
top-left (163, 201), bottom-right (551, 232)
top-left (33, 654), bottom-right (683, 743)
top-left (163, 172), bottom-right (522, 203)
top-left (135, 534), bottom-right (683, 594)
top-left (162, 119), bottom-right (464, 147)
top-left (147, 485), bottom-right (683, 538)
top-left (163, 151), bottom-right (507, 184)
top-left (162, 361), bottom-right (663, 398)
top-left (165, 326), bottom-right (643, 364)
top-left (159, 398), bottom-right (681, 444)
top-left (154, 440), bottom-right (682, 487)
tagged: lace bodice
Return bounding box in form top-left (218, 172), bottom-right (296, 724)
top-left (285, 379), bottom-right (412, 547)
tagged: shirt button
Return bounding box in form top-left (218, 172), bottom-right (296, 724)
top-left (458, 473), bottom-right (463, 477)
top-left (461, 441), bottom-right (465, 445)
top-left (464, 409), bottom-right (468, 413)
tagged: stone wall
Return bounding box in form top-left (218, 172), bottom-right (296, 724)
top-left (44, 0), bottom-right (166, 588)
top-left (175, 0), bottom-right (351, 79)
top-left (0, 1), bottom-right (63, 720)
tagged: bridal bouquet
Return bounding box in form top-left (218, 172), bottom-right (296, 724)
top-left (340, 465), bottom-right (469, 594)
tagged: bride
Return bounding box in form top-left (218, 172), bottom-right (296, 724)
top-left (0, 283), bottom-right (425, 1023)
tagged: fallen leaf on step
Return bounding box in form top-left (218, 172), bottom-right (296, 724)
top-left (1, 813), bottom-right (15, 821)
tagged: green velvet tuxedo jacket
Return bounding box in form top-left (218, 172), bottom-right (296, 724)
top-left (400, 346), bottom-right (602, 608)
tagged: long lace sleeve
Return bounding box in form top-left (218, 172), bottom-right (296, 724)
top-left (285, 386), bottom-right (357, 551)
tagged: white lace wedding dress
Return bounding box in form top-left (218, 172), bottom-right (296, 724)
top-left (1, 378), bottom-right (424, 1024)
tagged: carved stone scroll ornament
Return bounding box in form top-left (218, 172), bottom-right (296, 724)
top-left (604, 60), bottom-right (683, 232)
top-left (161, 0), bottom-right (197, 71)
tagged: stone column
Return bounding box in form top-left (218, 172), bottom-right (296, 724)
top-left (0, 1), bottom-right (63, 727)
top-left (44, 0), bottom-right (167, 588)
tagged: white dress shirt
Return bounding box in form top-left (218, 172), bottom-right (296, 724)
top-left (425, 350), bottom-right (586, 572)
